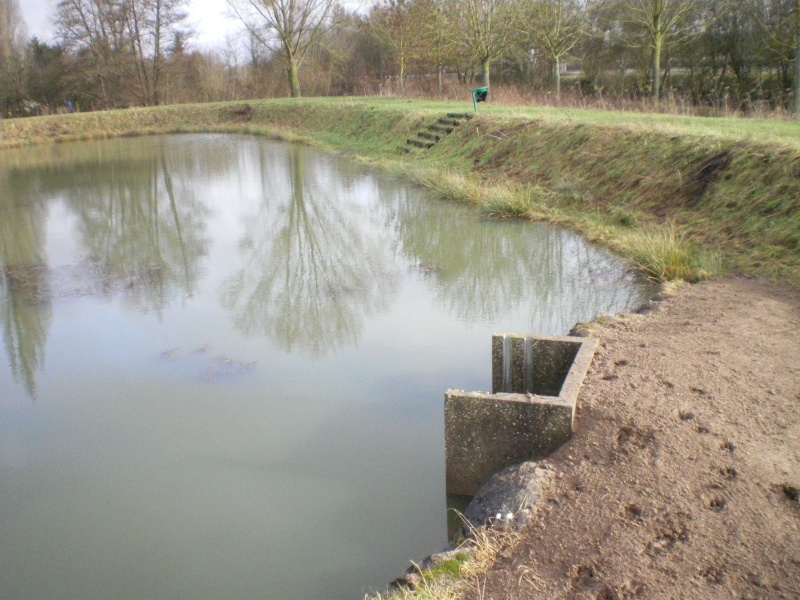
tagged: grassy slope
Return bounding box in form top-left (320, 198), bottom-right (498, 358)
top-left (2, 98), bottom-right (799, 284)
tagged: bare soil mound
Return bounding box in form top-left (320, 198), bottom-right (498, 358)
top-left (464, 277), bottom-right (800, 600)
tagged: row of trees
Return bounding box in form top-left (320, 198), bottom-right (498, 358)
top-left (1, 0), bottom-right (798, 116)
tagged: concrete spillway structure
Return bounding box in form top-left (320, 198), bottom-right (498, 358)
top-left (445, 334), bottom-right (598, 496)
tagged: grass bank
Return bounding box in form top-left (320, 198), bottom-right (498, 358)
top-left (2, 97), bottom-right (799, 285)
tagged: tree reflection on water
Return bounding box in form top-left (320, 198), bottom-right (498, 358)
top-left (0, 137), bottom-right (213, 398)
top-left (0, 135), bottom-right (650, 399)
top-left (221, 145), bottom-right (398, 357)
top-left (385, 181), bottom-right (649, 333)
top-left (0, 175), bottom-right (51, 399)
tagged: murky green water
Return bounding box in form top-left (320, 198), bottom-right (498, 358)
top-left (0, 134), bottom-right (652, 599)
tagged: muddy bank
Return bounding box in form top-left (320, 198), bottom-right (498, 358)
top-left (459, 277), bottom-right (800, 600)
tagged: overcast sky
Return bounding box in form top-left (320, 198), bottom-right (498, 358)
top-left (19, 0), bottom-right (243, 48)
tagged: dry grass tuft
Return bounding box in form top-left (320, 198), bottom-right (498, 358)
top-left (625, 223), bottom-right (719, 283)
top-left (369, 514), bottom-right (525, 600)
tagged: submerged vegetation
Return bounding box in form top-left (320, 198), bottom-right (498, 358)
top-left (1, 97), bottom-right (798, 289)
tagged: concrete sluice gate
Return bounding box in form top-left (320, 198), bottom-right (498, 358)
top-left (445, 334), bottom-right (598, 496)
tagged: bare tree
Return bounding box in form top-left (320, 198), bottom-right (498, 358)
top-left (369, 0), bottom-right (414, 94)
top-left (0, 0), bottom-right (26, 68)
top-left (527, 0), bottom-right (586, 102)
top-left (227, 0), bottom-right (338, 97)
top-left (416, 0), bottom-right (465, 94)
top-left (0, 0), bottom-right (26, 114)
top-left (56, 0), bottom-right (131, 107)
top-left (457, 0), bottom-right (522, 93)
top-left (55, 0), bottom-right (188, 107)
top-left (796, 0), bottom-right (799, 114)
top-left (765, 0), bottom-right (800, 114)
top-left (614, 0), bottom-right (708, 102)
top-left (122, 0), bottom-right (189, 105)
top-left (748, 0), bottom-right (798, 112)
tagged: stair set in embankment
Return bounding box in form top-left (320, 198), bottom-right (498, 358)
top-left (402, 113), bottom-right (473, 153)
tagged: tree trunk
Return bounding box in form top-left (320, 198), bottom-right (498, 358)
top-left (555, 56), bottom-right (562, 104)
top-left (287, 56), bottom-right (301, 98)
top-left (399, 51), bottom-right (405, 95)
top-left (651, 7), bottom-right (662, 106)
top-left (152, 0), bottom-right (162, 106)
top-left (652, 35), bottom-right (662, 107)
top-left (482, 57), bottom-right (491, 97)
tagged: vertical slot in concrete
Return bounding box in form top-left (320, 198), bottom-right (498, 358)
top-left (502, 334), bottom-right (512, 393)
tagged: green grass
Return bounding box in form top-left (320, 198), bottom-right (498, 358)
top-left (2, 97), bottom-right (799, 286)
top-left (499, 105), bottom-right (800, 146)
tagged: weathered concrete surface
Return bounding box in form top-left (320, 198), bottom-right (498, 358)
top-left (446, 335), bottom-right (597, 496)
top-left (460, 461), bottom-right (553, 533)
top-left (445, 391), bottom-right (572, 496)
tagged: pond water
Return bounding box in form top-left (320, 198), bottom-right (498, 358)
top-left (0, 134), bottom-right (652, 599)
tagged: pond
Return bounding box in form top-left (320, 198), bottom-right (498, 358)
top-left (0, 134), bottom-right (652, 599)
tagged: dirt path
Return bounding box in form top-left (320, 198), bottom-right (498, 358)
top-left (464, 278), bottom-right (800, 600)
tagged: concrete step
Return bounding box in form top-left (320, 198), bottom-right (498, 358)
top-left (428, 124), bottom-right (454, 134)
top-left (406, 138), bottom-right (435, 149)
top-left (447, 112), bottom-right (474, 120)
top-left (417, 131), bottom-right (441, 142)
top-left (438, 118), bottom-right (461, 126)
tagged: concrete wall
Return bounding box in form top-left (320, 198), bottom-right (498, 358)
top-left (446, 335), bottom-right (597, 496)
top-left (491, 334), bottom-right (581, 396)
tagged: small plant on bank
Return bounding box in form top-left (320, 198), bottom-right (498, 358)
top-left (404, 167), bottom-right (549, 220)
top-left (553, 179), bottom-right (588, 207)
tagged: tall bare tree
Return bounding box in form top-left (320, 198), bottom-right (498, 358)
top-left (614, 0), bottom-right (707, 102)
top-left (0, 0), bottom-right (26, 68)
top-left (527, 0), bottom-right (586, 102)
top-left (122, 0), bottom-right (189, 105)
top-left (416, 0), bottom-right (465, 94)
top-left (458, 0), bottom-right (521, 93)
top-left (56, 0), bottom-right (131, 107)
top-left (749, 0), bottom-right (798, 112)
top-left (227, 0), bottom-right (338, 97)
top-left (55, 0), bottom-right (188, 107)
top-left (0, 0), bottom-right (26, 114)
top-left (369, 0), bottom-right (414, 94)
top-left (796, 0), bottom-right (799, 114)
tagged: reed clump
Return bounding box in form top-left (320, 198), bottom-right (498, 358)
top-left (623, 224), bottom-right (719, 283)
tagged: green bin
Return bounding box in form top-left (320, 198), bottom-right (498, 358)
top-left (472, 87), bottom-right (488, 112)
